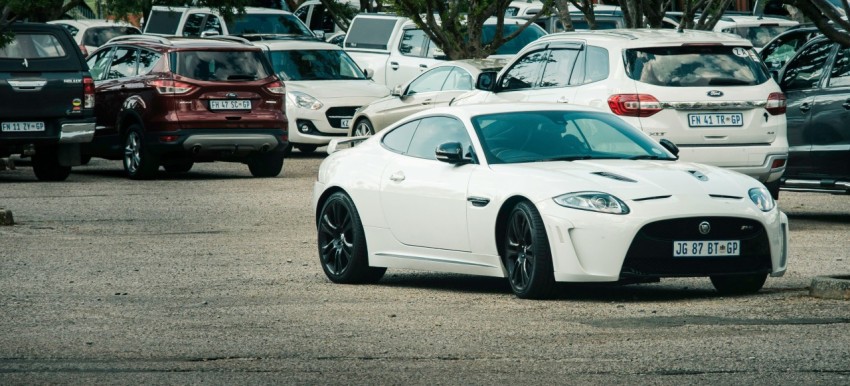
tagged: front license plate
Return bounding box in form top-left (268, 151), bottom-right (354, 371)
top-left (688, 113), bottom-right (743, 127)
top-left (209, 99), bottom-right (252, 110)
top-left (339, 119), bottom-right (350, 128)
top-left (1, 122), bottom-right (45, 132)
top-left (674, 240), bottom-right (740, 257)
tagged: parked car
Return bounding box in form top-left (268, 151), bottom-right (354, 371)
top-left (530, 5), bottom-right (679, 33)
top-left (313, 103), bottom-right (789, 298)
top-left (760, 26), bottom-right (820, 74)
top-left (293, 0), bottom-right (352, 40)
top-left (712, 15), bottom-right (799, 51)
top-left (0, 22), bottom-right (95, 181)
top-left (348, 59), bottom-right (506, 136)
top-left (83, 35), bottom-right (288, 179)
top-left (775, 35), bottom-right (850, 193)
top-left (250, 39), bottom-right (389, 153)
top-left (343, 13), bottom-right (546, 88)
top-left (457, 29), bottom-right (788, 198)
top-left (48, 19), bottom-right (141, 57)
top-left (143, 6), bottom-right (316, 39)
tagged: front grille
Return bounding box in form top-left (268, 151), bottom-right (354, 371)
top-left (621, 217), bottom-right (772, 277)
top-left (325, 106), bottom-right (359, 129)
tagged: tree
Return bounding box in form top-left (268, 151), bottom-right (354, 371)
top-left (611, 0), bottom-right (731, 30)
top-left (784, 0), bottom-right (850, 46)
top-left (392, 0), bottom-right (554, 60)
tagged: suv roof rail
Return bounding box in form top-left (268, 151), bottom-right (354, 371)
top-left (203, 35), bottom-right (252, 45)
top-left (107, 35), bottom-right (173, 45)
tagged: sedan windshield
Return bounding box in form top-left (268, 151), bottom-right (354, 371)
top-left (471, 110), bottom-right (675, 164)
top-left (267, 49), bottom-right (366, 80)
top-left (230, 14), bottom-right (313, 36)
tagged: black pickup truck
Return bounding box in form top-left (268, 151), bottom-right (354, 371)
top-left (0, 22), bottom-right (95, 181)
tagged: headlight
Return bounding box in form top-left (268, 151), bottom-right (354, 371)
top-left (288, 91), bottom-right (323, 110)
top-left (553, 191), bottom-right (630, 214)
top-left (749, 187), bottom-right (775, 212)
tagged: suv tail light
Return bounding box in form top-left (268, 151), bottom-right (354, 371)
top-left (149, 79), bottom-right (195, 95)
top-left (608, 94), bottom-right (662, 117)
top-left (766, 92), bottom-right (786, 115)
top-left (83, 76), bottom-right (95, 109)
top-left (265, 80), bottom-right (286, 95)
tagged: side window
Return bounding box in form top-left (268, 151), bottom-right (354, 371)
top-left (87, 48), bottom-right (113, 81)
top-left (582, 46), bottom-right (609, 84)
top-left (203, 15), bottom-right (223, 35)
top-left (399, 29), bottom-right (429, 57)
top-left (500, 50), bottom-right (547, 90)
top-left (828, 46), bottom-right (850, 88)
top-left (106, 47), bottom-right (138, 79)
top-left (781, 41), bottom-right (833, 91)
top-left (406, 117), bottom-right (471, 160)
top-left (407, 66), bottom-right (452, 94)
top-left (294, 5), bottom-right (309, 22)
top-left (137, 50), bottom-right (162, 75)
top-left (183, 13), bottom-right (206, 37)
top-left (539, 48), bottom-right (580, 88)
top-left (441, 67), bottom-right (474, 91)
top-left (382, 120), bottom-right (420, 154)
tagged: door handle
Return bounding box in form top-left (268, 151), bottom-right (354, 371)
top-left (843, 99), bottom-right (850, 110)
top-left (390, 61), bottom-right (399, 71)
top-left (419, 64), bottom-right (428, 69)
top-left (422, 98), bottom-right (433, 105)
top-left (556, 96), bottom-right (569, 103)
top-left (389, 171), bottom-right (405, 182)
top-left (799, 102), bottom-right (811, 113)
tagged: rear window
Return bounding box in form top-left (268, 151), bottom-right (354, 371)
top-left (625, 46), bottom-right (769, 87)
top-left (345, 17), bottom-right (397, 50)
top-left (82, 26), bottom-right (140, 47)
top-left (482, 23), bottom-right (547, 55)
top-left (229, 13), bottom-right (312, 36)
top-left (721, 25), bottom-right (793, 48)
top-left (267, 49), bottom-right (365, 80)
top-left (0, 33), bottom-right (67, 58)
top-left (145, 10), bottom-right (182, 35)
top-left (171, 50), bottom-right (272, 81)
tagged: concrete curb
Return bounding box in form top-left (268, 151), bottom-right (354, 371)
top-left (810, 275), bottom-right (850, 300)
top-left (0, 208), bottom-right (13, 226)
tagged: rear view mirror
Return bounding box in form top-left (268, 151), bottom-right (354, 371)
top-left (659, 138), bottom-right (679, 158)
top-left (476, 71), bottom-right (498, 91)
top-left (363, 68), bottom-right (374, 80)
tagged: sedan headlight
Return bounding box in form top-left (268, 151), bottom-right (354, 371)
top-left (749, 187), bottom-right (775, 212)
top-left (288, 91), bottom-right (323, 110)
top-left (553, 191), bottom-right (630, 214)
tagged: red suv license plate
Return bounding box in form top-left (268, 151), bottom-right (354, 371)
top-left (210, 100), bottom-right (252, 110)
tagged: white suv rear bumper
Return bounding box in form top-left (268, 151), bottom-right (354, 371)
top-left (677, 145), bottom-right (787, 183)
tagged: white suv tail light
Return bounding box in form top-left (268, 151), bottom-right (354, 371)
top-left (766, 92), bottom-right (786, 115)
top-left (608, 94), bottom-right (662, 117)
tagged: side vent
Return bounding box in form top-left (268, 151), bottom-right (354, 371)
top-left (688, 170), bottom-right (709, 181)
top-left (709, 194), bottom-right (743, 200)
top-left (592, 171), bottom-right (637, 183)
top-left (633, 195), bottom-right (672, 202)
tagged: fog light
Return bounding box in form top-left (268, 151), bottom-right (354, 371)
top-left (299, 124), bottom-right (310, 133)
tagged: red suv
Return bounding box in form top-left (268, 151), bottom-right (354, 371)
top-left (84, 35), bottom-right (288, 179)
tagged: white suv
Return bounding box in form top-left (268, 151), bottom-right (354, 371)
top-left (460, 29), bottom-right (788, 197)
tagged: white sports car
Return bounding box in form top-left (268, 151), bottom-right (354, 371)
top-left (312, 104), bottom-right (789, 299)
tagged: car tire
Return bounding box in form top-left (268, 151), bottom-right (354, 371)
top-left (248, 153), bottom-right (284, 177)
top-left (765, 179), bottom-right (780, 200)
top-left (501, 201), bottom-right (555, 299)
top-left (710, 273), bottom-right (768, 295)
top-left (317, 191), bottom-right (386, 284)
top-left (352, 118), bottom-right (374, 137)
top-left (296, 144), bottom-right (317, 154)
top-left (32, 146), bottom-right (71, 182)
top-left (163, 161), bottom-right (193, 173)
top-left (123, 124), bottom-right (159, 180)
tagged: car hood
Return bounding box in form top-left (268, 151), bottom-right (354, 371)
top-left (490, 159), bottom-right (758, 201)
top-left (285, 80), bottom-right (389, 99)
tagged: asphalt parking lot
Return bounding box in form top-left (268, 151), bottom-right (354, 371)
top-left (1, 155), bottom-right (849, 384)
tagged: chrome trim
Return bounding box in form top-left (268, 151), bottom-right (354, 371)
top-left (661, 100), bottom-right (766, 110)
top-left (374, 252), bottom-right (496, 268)
top-left (59, 122), bottom-right (95, 143)
top-left (467, 196), bottom-right (490, 207)
top-left (781, 179), bottom-right (850, 193)
top-left (8, 80), bottom-right (47, 91)
top-left (95, 125), bottom-right (108, 131)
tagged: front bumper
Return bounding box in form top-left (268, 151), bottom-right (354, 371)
top-left (287, 103), bottom-right (368, 145)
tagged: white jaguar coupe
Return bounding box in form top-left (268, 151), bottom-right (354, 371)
top-left (312, 104), bottom-right (789, 299)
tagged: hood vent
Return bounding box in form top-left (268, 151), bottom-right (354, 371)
top-left (709, 194), bottom-right (743, 200)
top-left (592, 171), bottom-right (637, 183)
top-left (688, 170), bottom-right (709, 181)
top-left (633, 195), bottom-right (672, 202)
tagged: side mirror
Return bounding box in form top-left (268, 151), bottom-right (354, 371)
top-left (476, 71), bottom-right (498, 91)
top-left (391, 84), bottom-right (404, 97)
top-left (362, 68), bottom-right (374, 80)
top-left (436, 142), bottom-right (470, 164)
top-left (312, 30), bottom-right (325, 39)
top-left (659, 138), bottom-right (679, 158)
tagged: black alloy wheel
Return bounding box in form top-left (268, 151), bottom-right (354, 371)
top-left (317, 192), bottom-right (385, 283)
top-left (502, 201), bottom-right (555, 299)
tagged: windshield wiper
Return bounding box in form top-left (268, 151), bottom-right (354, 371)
top-left (536, 155), bottom-right (594, 162)
top-left (628, 155), bottom-right (673, 160)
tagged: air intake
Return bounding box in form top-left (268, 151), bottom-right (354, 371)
top-left (688, 170), bottom-right (709, 181)
top-left (592, 171), bottom-right (637, 183)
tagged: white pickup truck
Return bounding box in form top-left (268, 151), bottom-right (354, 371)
top-left (343, 14), bottom-right (546, 89)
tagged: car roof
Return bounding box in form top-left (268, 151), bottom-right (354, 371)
top-left (714, 15), bottom-right (799, 27)
top-left (48, 19), bottom-right (137, 28)
top-left (539, 29), bottom-right (753, 47)
top-left (149, 5), bottom-right (294, 15)
top-left (251, 40), bottom-right (342, 51)
top-left (104, 35), bottom-right (260, 51)
top-left (422, 103), bottom-right (608, 121)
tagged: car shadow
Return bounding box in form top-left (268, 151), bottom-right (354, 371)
top-left (785, 212), bottom-right (850, 224)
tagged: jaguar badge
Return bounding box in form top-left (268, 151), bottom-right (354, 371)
top-left (699, 221), bottom-right (711, 235)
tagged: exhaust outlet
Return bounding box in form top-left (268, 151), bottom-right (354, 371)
top-left (260, 144), bottom-right (271, 153)
top-left (192, 145), bottom-right (202, 154)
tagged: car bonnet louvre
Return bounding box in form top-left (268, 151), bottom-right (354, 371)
top-left (632, 195), bottom-right (672, 202)
top-left (591, 171), bottom-right (637, 183)
top-left (688, 170), bottom-right (709, 181)
top-left (709, 194), bottom-right (743, 200)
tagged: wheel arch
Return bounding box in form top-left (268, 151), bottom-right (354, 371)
top-left (350, 116), bottom-right (372, 136)
top-left (117, 110), bottom-right (145, 138)
top-left (494, 195), bottom-right (535, 258)
top-left (315, 186), bottom-right (350, 226)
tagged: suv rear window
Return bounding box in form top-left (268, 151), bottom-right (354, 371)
top-left (229, 14), bottom-right (312, 36)
top-left (345, 18), bottom-right (397, 50)
top-left (0, 33), bottom-right (66, 58)
top-left (625, 46), bottom-right (769, 87)
top-left (172, 50), bottom-right (271, 81)
top-left (146, 10), bottom-right (182, 35)
top-left (82, 26), bottom-right (140, 47)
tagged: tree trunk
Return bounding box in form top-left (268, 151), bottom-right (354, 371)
top-left (554, 0), bottom-right (574, 32)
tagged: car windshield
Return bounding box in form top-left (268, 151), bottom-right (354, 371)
top-left (172, 50), bottom-right (271, 81)
top-left (624, 45), bottom-right (770, 87)
top-left (481, 23), bottom-right (547, 55)
top-left (82, 26), bottom-right (140, 47)
top-left (267, 49), bottom-right (365, 80)
top-left (230, 14), bottom-right (312, 36)
top-left (471, 110), bottom-right (675, 164)
top-left (722, 25), bottom-right (793, 48)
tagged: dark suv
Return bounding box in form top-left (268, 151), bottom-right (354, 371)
top-left (1, 22), bottom-right (95, 181)
top-left (84, 35), bottom-right (288, 179)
